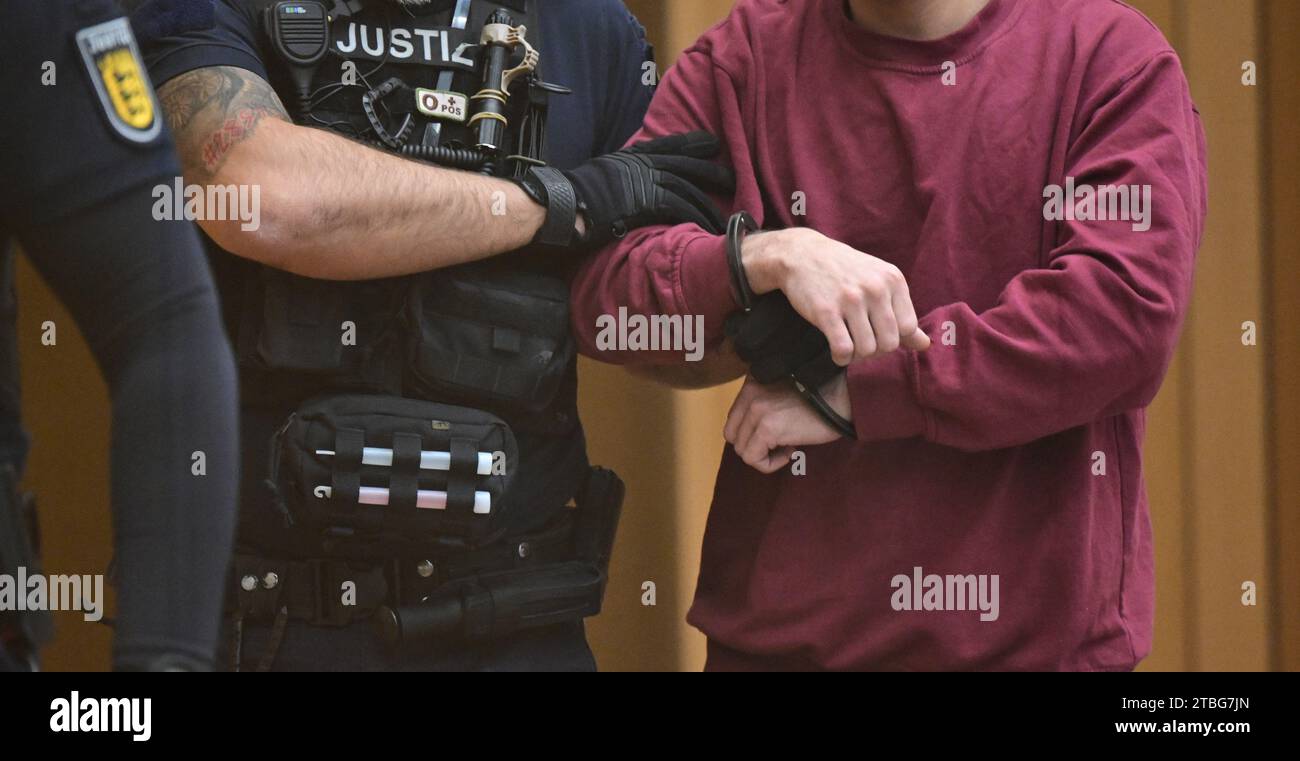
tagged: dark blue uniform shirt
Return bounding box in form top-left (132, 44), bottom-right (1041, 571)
top-left (140, 0), bottom-right (654, 169)
top-left (135, 0), bottom-right (655, 556)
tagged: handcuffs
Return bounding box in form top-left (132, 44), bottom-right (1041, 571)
top-left (724, 212), bottom-right (857, 440)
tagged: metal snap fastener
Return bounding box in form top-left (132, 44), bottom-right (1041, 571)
top-left (417, 559), bottom-right (435, 578)
top-left (262, 572), bottom-right (279, 590)
top-left (517, 542), bottom-right (530, 559)
top-left (240, 575), bottom-right (258, 592)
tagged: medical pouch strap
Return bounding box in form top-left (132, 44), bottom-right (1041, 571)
top-left (388, 431), bottom-right (423, 512)
top-left (329, 427), bottom-right (365, 505)
top-left (446, 437), bottom-right (478, 514)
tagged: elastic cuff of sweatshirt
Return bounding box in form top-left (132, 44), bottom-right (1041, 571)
top-left (674, 230), bottom-right (739, 344)
top-left (846, 349), bottom-right (928, 442)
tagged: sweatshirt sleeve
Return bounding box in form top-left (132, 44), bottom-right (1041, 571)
top-left (569, 21), bottom-right (758, 363)
top-left (848, 52), bottom-right (1207, 450)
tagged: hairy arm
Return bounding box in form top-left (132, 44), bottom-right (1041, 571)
top-left (158, 66), bottom-right (546, 279)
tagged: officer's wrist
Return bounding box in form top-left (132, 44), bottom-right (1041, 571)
top-left (516, 168), bottom-right (578, 247)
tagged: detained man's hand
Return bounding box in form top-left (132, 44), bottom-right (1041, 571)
top-left (740, 228), bottom-right (931, 365)
top-left (723, 373), bottom-right (853, 473)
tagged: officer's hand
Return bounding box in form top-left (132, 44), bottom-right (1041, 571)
top-left (518, 131), bottom-right (735, 250)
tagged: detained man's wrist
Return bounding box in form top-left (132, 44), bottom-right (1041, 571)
top-left (738, 229), bottom-right (786, 295)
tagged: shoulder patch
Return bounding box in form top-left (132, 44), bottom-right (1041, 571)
top-left (76, 17), bottom-right (162, 144)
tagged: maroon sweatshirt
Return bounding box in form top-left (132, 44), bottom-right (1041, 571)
top-left (571, 0), bottom-right (1206, 670)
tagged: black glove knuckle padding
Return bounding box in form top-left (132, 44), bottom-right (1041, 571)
top-left (553, 132), bottom-right (735, 250)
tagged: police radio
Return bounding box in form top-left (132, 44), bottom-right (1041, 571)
top-left (265, 1), bottom-right (330, 117)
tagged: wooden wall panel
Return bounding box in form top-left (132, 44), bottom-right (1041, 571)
top-left (1126, 0), bottom-right (1189, 673)
top-left (1262, 0), bottom-right (1300, 673)
top-left (15, 256), bottom-right (114, 671)
top-left (1182, 0), bottom-right (1270, 672)
top-left (579, 363), bottom-right (686, 671)
top-left (584, 0), bottom-right (738, 672)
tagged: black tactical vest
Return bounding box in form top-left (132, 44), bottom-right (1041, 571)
top-left (240, 0), bottom-right (588, 546)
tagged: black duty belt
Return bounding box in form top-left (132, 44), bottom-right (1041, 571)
top-left (229, 510), bottom-right (576, 628)
top-left (227, 465), bottom-right (623, 671)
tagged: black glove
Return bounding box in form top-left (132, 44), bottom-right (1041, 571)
top-left (516, 131), bottom-right (735, 250)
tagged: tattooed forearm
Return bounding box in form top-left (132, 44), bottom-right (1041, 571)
top-left (157, 67), bottom-right (289, 179)
top-left (157, 69), bottom-right (223, 134)
top-left (149, 65), bottom-right (543, 277)
top-left (200, 106), bottom-right (283, 173)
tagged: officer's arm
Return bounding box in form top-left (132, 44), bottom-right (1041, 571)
top-left (157, 66), bottom-right (548, 280)
top-left (20, 194), bottom-right (239, 672)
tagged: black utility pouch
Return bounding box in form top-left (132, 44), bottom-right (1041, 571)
top-left (405, 263), bottom-right (575, 414)
top-left (252, 268), bottom-right (355, 373)
top-left (272, 395), bottom-right (519, 547)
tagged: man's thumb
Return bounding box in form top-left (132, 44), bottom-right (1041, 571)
top-left (903, 328), bottom-right (932, 352)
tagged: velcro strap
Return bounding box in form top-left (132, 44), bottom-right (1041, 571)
top-left (446, 437), bottom-right (479, 514)
top-left (388, 432), bottom-right (423, 511)
top-left (528, 166), bottom-right (577, 247)
top-left (330, 427), bottom-right (365, 504)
